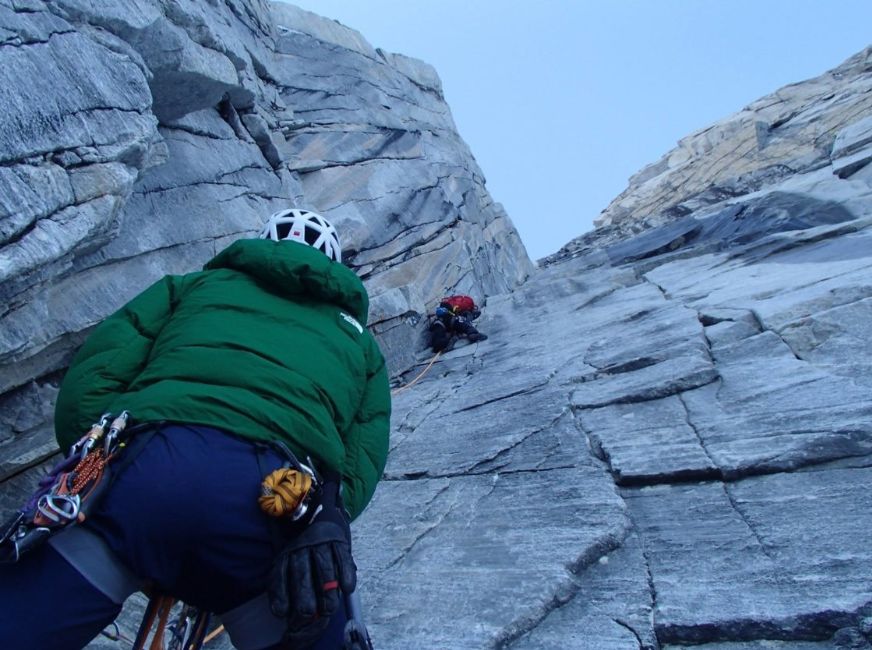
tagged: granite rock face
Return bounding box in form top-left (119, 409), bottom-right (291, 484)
top-left (344, 48), bottom-right (872, 649)
top-left (0, 2), bottom-right (870, 649)
top-left (353, 157), bottom-right (872, 649)
top-left (80, 174), bottom-right (872, 647)
top-left (0, 0), bottom-right (531, 484)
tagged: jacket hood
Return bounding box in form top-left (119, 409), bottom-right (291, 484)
top-left (204, 239), bottom-right (370, 324)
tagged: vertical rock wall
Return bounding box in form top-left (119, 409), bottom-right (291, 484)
top-left (360, 130), bottom-right (872, 650)
top-left (0, 0), bottom-right (532, 489)
top-left (5, 4), bottom-right (868, 648)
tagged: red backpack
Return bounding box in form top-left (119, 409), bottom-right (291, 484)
top-left (440, 295), bottom-right (476, 313)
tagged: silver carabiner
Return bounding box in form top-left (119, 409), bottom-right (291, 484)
top-left (72, 413), bottom-right (112, 460)
top-left (104, 410), bottom-right (130, 455)
top-left (36, 493), bottom-right (81, 525)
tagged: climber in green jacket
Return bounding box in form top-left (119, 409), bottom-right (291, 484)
top-left (0, 209), bottom-right (390, 650)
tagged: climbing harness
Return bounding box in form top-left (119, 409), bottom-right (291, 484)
top-left (3, 412), bottom-right (378, 648)
top-left (181, 588), bottom-right (375, 650)
top-left (136, 441), bottom-right (376, 650)
top-left (0, 411), bottom-right (137, 563)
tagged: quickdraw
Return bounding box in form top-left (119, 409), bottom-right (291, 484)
top-left (0, 411), bottom-right (131, 563)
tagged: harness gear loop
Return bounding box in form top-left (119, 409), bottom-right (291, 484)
top-left (30, 414), bottom-right (127, 530)
top-left (0, 410), bottom-right (137, 563)
top-left (259, 467), bottom-right (314, 519)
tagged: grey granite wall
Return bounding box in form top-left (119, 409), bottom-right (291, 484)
top-left (358, 148), bottom-right (872, 649)
top-left (1, 2), bottom-right (870, 648)
top-left (0, 0), bottom-right (532, 491)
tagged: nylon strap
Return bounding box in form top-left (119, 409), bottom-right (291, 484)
top-left (48, 525), bottom-right (141, 604)
top-left (43, 424), bottom-right (159, 602)
top-left (220, 592), bottom-right (286, 650)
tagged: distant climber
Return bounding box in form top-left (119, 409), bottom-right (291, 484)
top-left (0, 208), bottom-right (389, 650)
top-left (429, 294), bottom-right (488, 352)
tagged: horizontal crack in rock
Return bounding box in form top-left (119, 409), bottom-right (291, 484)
top-left (655, 607), bottom-right (865, 645)
top-left (454, 383), bottom-right (550, 414)
top-left (384, 464), bottom-right (578, 482)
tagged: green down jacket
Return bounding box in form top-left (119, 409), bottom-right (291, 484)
top-left (54, 238), bottom-right (391, 520)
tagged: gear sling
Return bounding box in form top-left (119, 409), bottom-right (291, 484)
top-left (0, 411), bottom-right (141, 564)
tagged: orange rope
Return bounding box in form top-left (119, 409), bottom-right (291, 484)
top-left (203, 624), bottom-right (225, 645)
top-left (70, 449), bottom-right (107, 494)
top-left (259, 468), bottom-right (313, 517)
top-left (392, 350), bottom-right (442, 396)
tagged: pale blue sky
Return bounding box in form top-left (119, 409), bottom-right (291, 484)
top-left (281, 1), bottom-right (872, 259)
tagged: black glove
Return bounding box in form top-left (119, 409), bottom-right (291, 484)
top-left (267, 477), bottom-right (357, 646)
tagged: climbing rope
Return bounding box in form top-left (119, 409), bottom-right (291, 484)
top-left (258, 467), bottom-right (314, 519)
top-left (392, 350), bottom-right (442, 396)
top-left (203, 625), bottom-right (225, 645)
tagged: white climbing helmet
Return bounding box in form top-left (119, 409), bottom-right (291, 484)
top-left (259, 208), bottom-right (342, 263)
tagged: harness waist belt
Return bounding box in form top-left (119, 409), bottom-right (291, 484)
top-left (48, 525), bottom-right (141, 605)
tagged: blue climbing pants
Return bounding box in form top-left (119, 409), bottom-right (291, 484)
top-left (0, 423), bottom-right (348, 649)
